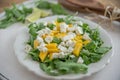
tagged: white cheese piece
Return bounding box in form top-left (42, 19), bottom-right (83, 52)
top-left (60, 42), bottom-right (66, 47)
top-left (75, 26), bottom-right (83, 35)
top-left (36, 36), bottom-right (43, 43)
top-left (75, 21), bottom-right (83, 26)
top-left (59, 52), bottom-right (66, 58)
top-left (83, 33), bottom-right (91, 40)
top-left (44, 27), bottom-right (51, 34)
top-left (37, 27), bottom-right (51, 36)
top-left (37, 30), bottom-right (44, 36)
top-left (45, 36), bottom-right (53, 43)
top-left (52, 53), bottom-right (59, 59)
top-left (67, 26), bottom-right (76, 32)
top-left (37, 42), bottom-right (47, 52)
top-left (66, 40), bottom-right (75, 47)
top-left (67, 47), bottom-right (74, 53)
top-left (25, 44), bottom-right (32, 53)
top-left (41, 47), bottom-right (48, 52)
top-left (58, 45), bottom-right (67, 52)
top-left (77, 57), bottom-right (84, 63)
top-left (37, 46), bottom-right (47, 52)
top-left (60, 23), bottom-right (68, 33)
top-left (62, 33), bottom-right (76, 41)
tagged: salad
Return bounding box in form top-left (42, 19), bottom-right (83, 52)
top-left (25, 16), bottom-right (111, 76)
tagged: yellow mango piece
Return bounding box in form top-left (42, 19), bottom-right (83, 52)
top-left (50, 32), bottom-right (54, 36)
top-left (74, 35), bottom-right (83, 42)
top-left (46, 43), bottom-right (57, 49)
top-left (52, 30), bottom-right (59, 34)
top-left (55, 33), bottom-right (67, 38)
top-left (39, 52), bottom-right (48, 62)
top-left (83, 40), bottom-right (91, 45)
top-left (73, 43), bottom-right (83, 57)
top-left (34, 40), bottom-right (39, 49)
top-left (77, 40), bottom-right (83, 43)
top-left (49, 53), bottom-right (53, 60)
top-left (48, 49), bottom-right (59, 53)
top-left (55, 21), bottom-right (60, 31)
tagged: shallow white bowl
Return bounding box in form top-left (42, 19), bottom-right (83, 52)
top-left (14, 16), bottom-right (113, 80)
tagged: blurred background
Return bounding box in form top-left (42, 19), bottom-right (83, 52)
top-left (0, 0), bottom-right (120, 13)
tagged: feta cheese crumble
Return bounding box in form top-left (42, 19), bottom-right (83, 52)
top-left (45, 36), bottom-right (53, 43)
top-left (62, 33), bottom-right (76, 41)
top-left (83, 33), bottom-right (91, 40)
top-left (25, 44), bottom-right (32, 53)
top-left (60, 23), bottom-right (68, 33)
top-left (77, 57), bottom-right (84, 63)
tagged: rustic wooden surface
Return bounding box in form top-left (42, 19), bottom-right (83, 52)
top-left (0, 0), bottom-right (120, 13)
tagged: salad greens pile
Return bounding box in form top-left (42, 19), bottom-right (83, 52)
top-left (26, 16), bottom-right (111, 76)
top-left (0, 4), bottom-right (32, 29)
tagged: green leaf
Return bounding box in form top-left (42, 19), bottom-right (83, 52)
top-left (37, 23), bottom-right (45, 30)
top-left (54, 60), bottom-right (88, 74)
top-left (81, 23), bottom-right (91, 33)
top-left (0, 4), bottom-right (32, 29)
top-left (50, 4), bottom-right (68, 15)
top-left (82, 55), bottom-right (90, 65)
top-left (29, 26), bottom-right (37, 37)
top-left (37, 0), bottom-right (51, 9)
top-left (96, 47), bottom-right (112, 54)
top-left (90, 28), bottom-right (100, 41)
top-left (90, 53), bottom-right (101, 63)
top-left (47, 23), bottom-right (55, 30)
top-left (52, 37), bottom-right (62, 44)
top-left (29, 49), bottom-right (40, 61)
top-left (57, 18), bottom-right (64, 23)
top-left (85, 41), bottom-right (97, 52)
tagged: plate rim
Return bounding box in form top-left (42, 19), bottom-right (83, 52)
top-left (14, 15), bottom-right (114, 80)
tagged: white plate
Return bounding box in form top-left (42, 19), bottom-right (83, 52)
top-left (14, 16), bottom-right (113, 80)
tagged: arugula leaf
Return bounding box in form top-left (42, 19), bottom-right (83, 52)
top-left (37, 0), bottom-right (51, 9)
top-left (50, 4), bottom-right (68, 15)
top-left (57, 18), bottom-right (64, 22)
top-left (89, 53), bottom-right (101, 63)
top-left (0, 4), bottom-right (32, 29)
top-left (0, 18), bottom-right (15, 29)
top-left (37, 23), bottom-right (45, 30)
top-left (84, 41), bottom-right (97, 52)
top-left (27, 35), bottom-right (34, 47)
top-left (57, 15), bottom-right (76, 24)
top-left (82, 55), bottom-right (90, 65)
top-left (29, 49), bottom-right (40, 61)
top-left (54, 60), bottom-right (88, 74)
top-left (47, 23), bottom-right (55, 30)
top-left (81, 23), bottom-right (92, 33)
top-left (96, 47), bottom-right (112, 54)
top-left (52, 37), bottom-right (62, 44)
top-left (81, 49), bottom-right (101, 64)
top-left (29, 23), bottom-right (37, 37)
top-left (90, 28), bottom-right (100, 41)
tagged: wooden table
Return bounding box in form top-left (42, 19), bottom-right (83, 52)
top-left (0, 0), bottom-right (120, 13)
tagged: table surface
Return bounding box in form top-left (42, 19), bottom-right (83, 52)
top-left (0, 0), bottom-right (120, 80)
